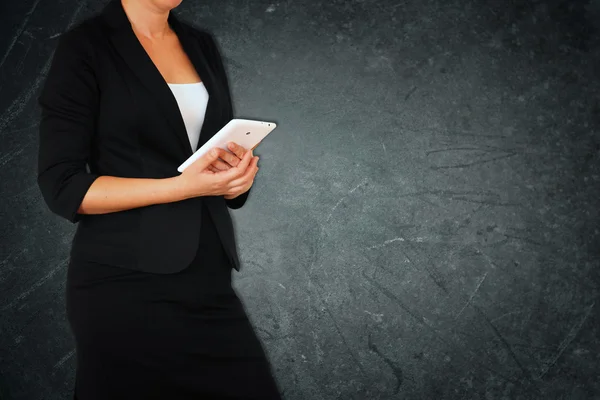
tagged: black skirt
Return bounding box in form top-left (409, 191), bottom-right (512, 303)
top-left (66, 201), bottom-right (281, 400)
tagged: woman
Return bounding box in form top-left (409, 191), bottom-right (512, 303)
top-left (36, 0), bottom-right (281, 398)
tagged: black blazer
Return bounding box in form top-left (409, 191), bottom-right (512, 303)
top-left (36, 0), bottom-right (251, 273)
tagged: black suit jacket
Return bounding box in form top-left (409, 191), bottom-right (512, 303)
top-left (37, 0), bottom-right (251, 273)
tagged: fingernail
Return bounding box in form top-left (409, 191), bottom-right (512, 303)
top-left (228, 142), bottom-right (235, 149)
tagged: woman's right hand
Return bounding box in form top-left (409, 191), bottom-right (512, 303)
top-left (177, 147), bottom-right (259, 199)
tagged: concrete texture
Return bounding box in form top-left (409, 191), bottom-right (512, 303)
top-left (1, 0), bottom-right (599, 399)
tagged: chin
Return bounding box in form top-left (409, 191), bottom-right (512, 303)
top-left (152, 0), bottom-right (183, 11)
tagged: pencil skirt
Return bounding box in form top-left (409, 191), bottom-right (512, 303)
top-left (66, 201), bottom-right (281, 399)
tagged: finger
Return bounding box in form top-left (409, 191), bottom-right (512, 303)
top-left (212, 159), bottom-right (232, 171)
top-left (227, 156), bottom-right (259, 188)
top-left (227, 159), bottom-right (258, 194)
top-left (228, 142), bottom-right (253, 160)
top-left (194, 148), bottom-right (222, 170)
top-left (215, 147), bottom-right (241, 167)
top-left (224, 149), bottom-right (254, 180)
top-left (230, 167), bottom-right (258, 195)
top-left (226, 142), bottom-right (246, 159)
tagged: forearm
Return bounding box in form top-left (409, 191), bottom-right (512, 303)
top-left (78, 175), bottom-right (188, 216)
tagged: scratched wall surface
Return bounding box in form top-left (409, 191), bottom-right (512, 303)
top-left (1, 0), bottom-right (599, 399)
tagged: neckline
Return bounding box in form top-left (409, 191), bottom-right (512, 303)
top-left (167, 81), bottom-right (204, 86)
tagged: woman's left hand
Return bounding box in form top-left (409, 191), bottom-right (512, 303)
top-left (206, 142), bottom-right (245, 173)
top-left (206, 142), bottom-right (257, 199)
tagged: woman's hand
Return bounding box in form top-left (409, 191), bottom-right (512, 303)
top-left (206, 142), bottom-right (248, 173)
top-left (206, 142), bottom-right (257, 200)
top-left (177, 143), bottom-right (259, 200)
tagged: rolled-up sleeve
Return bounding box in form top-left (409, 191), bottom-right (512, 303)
top-left (37, 28), bottom-right (101, 223)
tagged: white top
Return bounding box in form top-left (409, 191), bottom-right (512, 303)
top-left (167, 82), bottom-right (209, 152)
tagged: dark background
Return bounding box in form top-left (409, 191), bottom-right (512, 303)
top-left (1, 0), bottom-right (599, 399)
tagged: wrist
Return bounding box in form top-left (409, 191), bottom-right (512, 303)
top-left (171, 175), bottom-right (193, 201)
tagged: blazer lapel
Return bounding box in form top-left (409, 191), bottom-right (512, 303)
top-left (100, 0), bottom-right (218, 159)
top-left (173, 20), bottom-right (221, 152)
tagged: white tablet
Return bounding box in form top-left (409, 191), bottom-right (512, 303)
top-left (177, 118), bottom-right (277, 172)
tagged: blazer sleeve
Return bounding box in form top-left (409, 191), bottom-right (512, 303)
top-left (36, 28), bottom-right (101, 223)
top-left (201, 32), bottom-right (251, 210)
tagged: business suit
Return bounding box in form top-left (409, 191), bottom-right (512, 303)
top-left (37, 1), bottom-right (281, 398)
top-left (37, 0), bottom-right (249, 274)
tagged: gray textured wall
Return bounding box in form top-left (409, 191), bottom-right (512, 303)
top-left (1, 0), bottom-right (599, 399)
